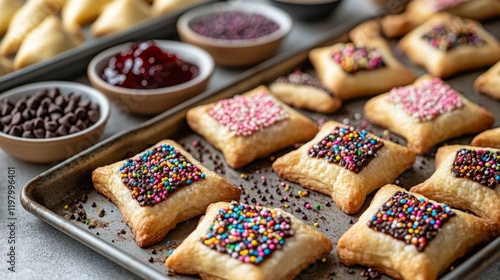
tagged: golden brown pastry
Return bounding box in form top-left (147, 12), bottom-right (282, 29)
top-left (398, 13), bottom-right (500, 78)
top-left (90, 0), bottom-right (150, 37)
top-left (0, 0), bottom-right (22, 36)
top-left (62, 0), bottom-right (113, 28)
top-left (0, 0), bottom-right (66, 56)
top-left (13, 16), bottom-right (82, 69)
top-left (272, 121), bottom-right (415, 214)
top-left (338, 184), bottom-right (498, 280)
top-left (381, 0), bottom-right (500, 38)
top-left (411, 145), bottom-right (500, 227)
top-left (471, 127), bottom-right (500, 149)
top-left (166, 201), bottom-right (333, 280)
top-left (0, 56), bottom-right (13, 77)
top-left (92, 140), bottom-right (241, 247)
top-left (186, 86), bottom-right (319, 169)
top-left (309, 36), bottom-right (415, 101)
top-left (364, 75), bottom-right (495, 154)
top-left (268, 70), bottom-right (342, 114)
top-left (474, 61), bottom-right (500, 100)
top-left (152, 0), bottom-right (204, 16)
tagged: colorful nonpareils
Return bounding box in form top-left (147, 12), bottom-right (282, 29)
top-left (422, 18), bottom-right (485, 51)
top-left (331, 43), bottom-right (385, 74)
top-left (367, 191), bottom-right (455, 252)
top-left (200, 201), bottom-right (294, 264)
top-left (209, 92), bottom-right (289, 136)
top-left (308, 126), bottom-right (384, 173)
top-left (119, 144), bottom-right (206, 206)
top-left (451, 148), bottom-right (500, 189)
top-left (389, 77), bottom-right (464, 121)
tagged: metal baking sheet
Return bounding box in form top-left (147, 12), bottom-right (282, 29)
top-left (0, 0), bottom-right (223, 93)
top-left (20, 19), bottom-right (500, 280)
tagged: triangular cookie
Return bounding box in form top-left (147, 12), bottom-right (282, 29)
top-left (13, 16), bottom-right (82, 69)
top-left (152, 0), bottom-right (203, 16)
top-left (90, 0), bottom-right (150, 37)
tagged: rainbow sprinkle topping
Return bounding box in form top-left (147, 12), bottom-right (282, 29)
top-left (308, 126), bottom-right (384, 173)
top-left (422, 18), bottom-right (485, 51)
top-left (201, 201), bottom-right (294, 264)
top-left (332, 43), bottom-right (385, 74)
top-left (368, 191), bottom-right (455, 252)
top-left (119, 144), bottom-right (206, 206)
top-left (209, 92), bottom-right (289, 136)
top-left (389, 78), bottom-right (464, 121)
top-left (452, 148), bottom-right (500, 189)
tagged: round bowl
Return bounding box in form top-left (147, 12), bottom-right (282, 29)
top-left (177, 1), bottom-right (292, 67)
top-left (270, 0), bottom-right (343, 21)
top-left (0, 81), bottom-right (110, 163)
top-left (87, 40), bottom-right (214, 115)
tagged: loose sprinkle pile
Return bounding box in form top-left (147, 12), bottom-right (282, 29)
top-left (209, 92), bottom-right (289, 136)
top-left (200, 201), bottom-right (294, 264)
top-left (331, 43), bottom-right (385, 74)
top-left (308, 126), bottom-right (384, 173)
top-left (119, 144), bottom-right (206, 206)
top-left (367, 191), bottom-right (455, 251)
top-left (389, 78), bottom-right (464, 121)
top-left (451, 148), bottom-right (500, 189)
top-left (272, 70), bottom-right (335, 96)
top-left (422, 18), bottom-right (485, 51)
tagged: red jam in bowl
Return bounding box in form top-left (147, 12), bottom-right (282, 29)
top-left (101, 41), bottom-right (200, 89)
top-left (189, 11), bottom-right (280, 40)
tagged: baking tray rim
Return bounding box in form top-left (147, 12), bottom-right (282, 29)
top-left (20, 16), bottom-right (500, 280)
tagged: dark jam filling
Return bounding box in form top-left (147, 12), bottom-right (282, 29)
top-left (101, 41), bottom-right (200, 90)
top-left (189, 11), bottom-right (280, 40)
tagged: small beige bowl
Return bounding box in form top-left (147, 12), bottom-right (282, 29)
top-left (87, 40), bottom-right (214, 115)
top-left (177, 1), bottom-right (292, 67)
top-left (0, 81), bottom-right (110, 163)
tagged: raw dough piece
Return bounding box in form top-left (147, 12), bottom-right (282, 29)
top-left (338, 184), bottom-right (498, 280)
top-left (186, 86), bottom-right (319, 169)
top-left (0, 0), bottom-right (66, 56)
top-left (13, 16), bottom-right (82, 69)
top-left (62, 0), bottom-right (113, 28)
top-left (398, 13), bottom-right (500, 78)
top-left (411, 145), bottom-right (500, 227)
top-left (0, 0), bottom-right (23, 36)
top-left (364, 75), bottom-right (494, 154)
top-left (91, 0), bottom-right (150, 37)
top-left (152, 0), bottom-right (204, 16)
top-left (272, 121), bottom-right (415, 214)
top-left (92, 139), bottom-right (241, 247)
top-left (166, 201), bottom-right (333, 280)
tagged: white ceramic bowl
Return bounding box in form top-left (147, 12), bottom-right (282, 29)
top-left (177, 1), bottom-right (292, 67)
top-left (87, 40), bottom-right (215, 115)
top-left (0, 81), bottom-right (110, 163)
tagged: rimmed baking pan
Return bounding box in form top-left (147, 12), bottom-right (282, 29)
top-left (21, 18), bottom-right (500, 280)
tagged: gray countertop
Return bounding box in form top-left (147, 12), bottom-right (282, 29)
top-left (0, 0), bottom-right (499, 279)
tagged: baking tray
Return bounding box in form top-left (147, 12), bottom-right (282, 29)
top-left (0, 0), bottom-right (223, 93)
top-left (20, 18), bottom-right (500, 280)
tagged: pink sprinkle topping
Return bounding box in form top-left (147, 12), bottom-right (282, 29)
top-left (389, 78), bottom-right (464, 121)
top-left (209, 92), bottom-right (289, 136)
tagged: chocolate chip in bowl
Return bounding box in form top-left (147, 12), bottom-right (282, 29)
top-left (177, 1), bottom-right (292, 67)
top-left (87, 40), bottom-right (214, 115)
top-left (0, 81), bottom-right (110, 163)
